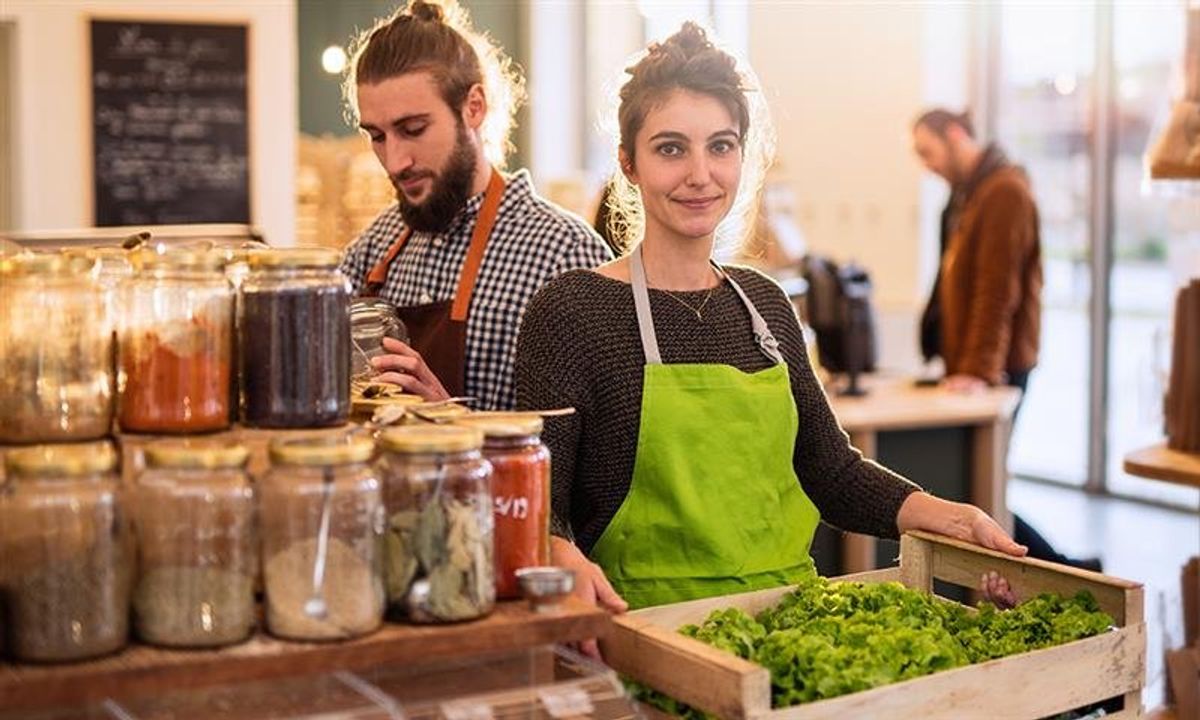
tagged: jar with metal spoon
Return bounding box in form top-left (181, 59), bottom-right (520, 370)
top-left (259, 433), bottom-right (385, 640)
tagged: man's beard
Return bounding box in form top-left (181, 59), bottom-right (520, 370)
top-left (395, 124), bottom-right (478, 233)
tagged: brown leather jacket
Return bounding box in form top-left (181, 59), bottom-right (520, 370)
top-left (938, 166), bottom-right (1042, 385)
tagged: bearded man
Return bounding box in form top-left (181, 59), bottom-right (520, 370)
top-left (339, 1), bottom-right (610, 410)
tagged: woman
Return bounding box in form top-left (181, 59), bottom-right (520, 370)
top-left (515, 23), bottom-right (1022, 618)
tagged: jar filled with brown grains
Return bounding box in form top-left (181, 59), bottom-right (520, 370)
top-left (0, 253), bottom-right (114, 443)
top-left (0, 442), bottom-right (132, 662)
top-left (454, 415), bottom-right (551, 600)
top-left (259, 433), bottom-right (385, 641)
top-left (118, 249), bottom-right (235, 434)
top-left (376, 426), bottom-right (495, 623)
top-left (132, 441), bottom-right (256, 648)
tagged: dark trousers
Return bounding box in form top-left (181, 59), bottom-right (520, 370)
top-left (1005, 369), bottom-right (1078, 565)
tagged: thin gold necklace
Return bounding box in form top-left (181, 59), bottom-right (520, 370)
top-left (662, 286), bottom-right (717, 320)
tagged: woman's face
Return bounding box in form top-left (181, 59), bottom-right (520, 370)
top-left (626, 89), bottom-right (742, 243)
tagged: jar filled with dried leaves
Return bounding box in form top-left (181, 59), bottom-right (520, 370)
top-left (0, 253), bottom-right (114, 443)
top-left (0, 442), bottom-right (132, 662)
top-left (376, 426), bottom-right (495, 623)
top-left (260, 433), bottom-right (385, 641)
top-left (132, 441), bottom-right (256, 648)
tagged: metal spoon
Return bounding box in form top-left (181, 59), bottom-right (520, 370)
top-left (304, 467), bottom-right (335, 620)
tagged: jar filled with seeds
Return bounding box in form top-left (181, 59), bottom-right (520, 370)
top-left (0, 442), bottom-right (131, 662)
top-left (240, 249), bottom-right (351, 428)
top-left (259, 433), bottom-right (385, 641)
top-left (0, 254), bottom-right (114, 443)
top-left (376, 426), bottom-right (495, 623)
top-left (132, 441), bottom-right (256, 648)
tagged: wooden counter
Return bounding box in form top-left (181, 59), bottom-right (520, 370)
top-left (1124, 443), bottom-right (1200, 489)
top-left (827, 376), bottom-right (1021, 573)
top-left (0, 599), bottom-right (611, 712)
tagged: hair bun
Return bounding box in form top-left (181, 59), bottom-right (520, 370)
top-left (664, 21), bottom-right (710, 53)
top-left (409, 0), bottom-right (446, 23)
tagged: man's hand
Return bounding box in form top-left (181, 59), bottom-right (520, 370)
top-left (897, 492), bottom-right (1026, 608)
top-left (551, 536), bottom-right (627, 660)
top-left (942, 373), bottom-right (988, 394)
top-left (371, 337), bottom-right (451, 402)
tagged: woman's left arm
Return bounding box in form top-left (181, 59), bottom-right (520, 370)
top-left (895, 491), bottom-right (1027, 556)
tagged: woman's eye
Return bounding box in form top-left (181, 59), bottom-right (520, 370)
top-left (710, 139), bottom-right (737, 154)
top-left (369, 134), bottom-right (385, 144)
top-left (655, 143), bottom-right (684, 157)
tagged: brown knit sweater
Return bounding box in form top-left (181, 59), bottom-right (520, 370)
top-left (514, 266), bottom-right (921, 555)
top-left (939, 166), bottom-right (1042, 384)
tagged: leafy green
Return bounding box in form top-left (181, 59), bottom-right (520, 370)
top-left (644, 579), bottom-right (1114, 713)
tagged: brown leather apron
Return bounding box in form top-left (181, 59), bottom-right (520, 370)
top-left (362, 168), bottom-right (505, 398)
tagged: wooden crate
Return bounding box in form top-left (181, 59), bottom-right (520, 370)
top-left (603, 531), bottom-right (1145, 720)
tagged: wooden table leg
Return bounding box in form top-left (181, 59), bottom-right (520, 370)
top-left (842, 430), bottom-right (878, 573)
top-left (972, 419), bottom-right (1013, 535)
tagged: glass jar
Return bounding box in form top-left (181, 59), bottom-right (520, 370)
top-left (350, 298), bottom-right (408, 382)
top-left (241, 249), bottom-right (351, 428)
top-left (455, 416), bottom-right (551, 599)
top-left (0, 442), bottom-right (132, 662)
top-left (132, 441), bottom-right (256, 648)
top-left (259, 434), bottom-right (384, 640)
top-left (376, 426), bottom-right (495, 622)
top-left (0, 254), bottom-right (114, 443)
top-left (118, 250), bottom-right (234, 433)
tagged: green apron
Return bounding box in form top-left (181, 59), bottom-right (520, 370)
top-left (589, 245), bottom-right (821, 610)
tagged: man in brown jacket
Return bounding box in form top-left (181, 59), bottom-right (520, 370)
top-left (912, 109), bottom-right (1042, 393)
top-left (911, 109), bottom-right (1100, 572)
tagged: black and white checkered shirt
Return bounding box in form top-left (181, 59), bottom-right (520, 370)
top-left (340, 169), bottom-right (612, 411)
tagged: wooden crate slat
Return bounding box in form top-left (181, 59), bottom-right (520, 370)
top-left (908, 530), bottom-right (1141, 626)
top-left (764, 625), bottom-right (1144, 720)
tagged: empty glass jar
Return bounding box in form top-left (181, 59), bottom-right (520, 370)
top-left (376, 426), bottom-right (495, 623)
top-left (132, 441), bottom-right (256, 648)
top-left (259, 433), bottom-right (384, 641)
top-left (240, 249), bottom-right (351, 428)
top-left (0, 254), bottom-right (114, 443)
top-left (0, 442), bottom-right (132, 662)
top-left (350, 298), bottom-right (408, 382)
top-left (119, 249), bottom-right (234, 433)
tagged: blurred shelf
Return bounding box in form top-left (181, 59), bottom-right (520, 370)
top-left (1124, 443), bottom-right (1200, 489)
top-left (0, 600), bottom-right (611, 712)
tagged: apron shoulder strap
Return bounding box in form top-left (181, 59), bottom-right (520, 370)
top-left (630, 246), bottom-right (663, 365)
top-left (364, 228), bottom-right (413, 297)
top-left (716, 263), bottom-right (786, 365)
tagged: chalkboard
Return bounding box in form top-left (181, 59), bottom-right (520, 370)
top-left (91, 19), bottom-right (250, 226)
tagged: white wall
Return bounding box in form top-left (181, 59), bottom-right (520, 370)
top-left (750, 4), bottom-right (971, 371)
top-left (1, 0), bottom-right (297, 245)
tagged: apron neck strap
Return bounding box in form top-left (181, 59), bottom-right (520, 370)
top-left (362, 167), bottom-right (507, 317)
top-left (630, 244), bottom-right (784, 366)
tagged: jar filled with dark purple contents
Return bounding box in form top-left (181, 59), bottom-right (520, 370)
top-left (239, 249), bottom-right (351, 428)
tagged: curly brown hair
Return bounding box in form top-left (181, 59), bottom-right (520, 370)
top-left (604, 22), bottom-right (773, 254)
top-left (343, 0), bottom-right (526, 166)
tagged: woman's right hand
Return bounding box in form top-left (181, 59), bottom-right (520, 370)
top-left (551, 536), bottom-right (627, 659)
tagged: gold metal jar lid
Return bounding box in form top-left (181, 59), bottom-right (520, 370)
top-left (131, 247), bottom-right (226, 272)
top-left (145, 441), bottom-right (250, 470)
top-left (248, 247), bottom-right (341, 270)
top-left (0, 252), bottom-right (95, 277)
top-left (378, 426), bottom-right (484, 454)
top-left (5, 442), bottom-right (118, 477)
top-left (453, 414), bottom-right (544, 438)
top-left (269, 433), bottom-right (375, 467)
